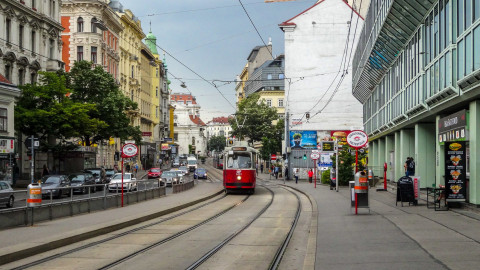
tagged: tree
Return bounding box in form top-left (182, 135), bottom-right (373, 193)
top-left (208, 135), bottom-right (226, 152)
top-left (331, 145), bottom-right (367, 185)
top-left (229, 93), bottom-right (279, 143)
top-left (259, 119), bottom-right (284, 161)
top-left (15, 72), bottom-right (106, 151)
top-left (60, 61), bottom-right (141, 145)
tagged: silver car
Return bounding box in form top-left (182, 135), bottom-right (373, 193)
top-left (161, 171), bottom-right (183, 187)
top-left (0, 181), bottom-right (14, 208)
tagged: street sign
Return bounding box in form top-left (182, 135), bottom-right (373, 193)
top-left (125, 140), bottom-right (135, 144)
top-left (271, 154), bottom-right (277, 161)
top-left (24, 138), bottom-right (39, 150)
top-left (122, 143), bottom-right (138, 158)
top-left (310, 150), bottom-right (320, 160)
top-left (346, 130), bottom-right (368, 149)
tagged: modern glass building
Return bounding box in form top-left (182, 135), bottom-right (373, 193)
top-left (352, 0), bottom-right (480, 205)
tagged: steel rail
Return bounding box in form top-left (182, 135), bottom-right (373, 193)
top-left (186, 185), bottom-right (275, 270)
top-left (11, 192), bottom-right (236, 270)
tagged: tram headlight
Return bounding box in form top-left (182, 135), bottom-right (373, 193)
top-left (237, 176), bottom-right (242, 181)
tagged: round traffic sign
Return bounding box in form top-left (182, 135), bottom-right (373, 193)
top-left (310, 150), bottom-right (320, 160)
top-left (346, 130), bottom-right (368, 149)
top-left (122, 143), bottom-right (138, 157)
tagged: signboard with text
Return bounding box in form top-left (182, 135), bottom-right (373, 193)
top-left (290, 131), bottom-right (317, 149)
top-left (438, 110), bottom-right (467, 143)
top-left (444, 141), bottom-right (466, 202)
top-left (346, 130), bottom-right (368, 149)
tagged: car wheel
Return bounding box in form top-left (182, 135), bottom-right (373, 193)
top-left (6, 196), bottom-right (14, 208)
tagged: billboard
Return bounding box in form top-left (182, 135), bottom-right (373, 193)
top-left (290, 131), bottom-right (317, 149)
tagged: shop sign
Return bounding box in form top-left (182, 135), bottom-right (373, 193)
top-left (161, 143), bottom-right (170, 150)
top-left (290, 131), bottom-right (317, 149)
top-left (0, 139), bottom-right (14, 153)
top-left (444, 141), bottom-right (466, 202)
top-left (142, 132), bottom-right (152, 137)
top-left (330, 131), bottom-right (349, 146)
top-left (164, 138), bottom-right (173, 142)
top-left (438, 110), bottom-right (467, 143)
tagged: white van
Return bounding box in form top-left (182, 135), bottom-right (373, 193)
top-left (187, 156), bottom-right (198, 172)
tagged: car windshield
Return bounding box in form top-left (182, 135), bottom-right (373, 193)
top-left (86, 169), bottom-right (101, 176)
top-left (150, 169), bottom-right (161, 173)
top-left (163, 172), bottom-right (176, 177)
top-left (105, 170), bottom-right (115, 176)
top-left (69, 175), bottom-right (85, 182)
top-left (226, 153), bottom-right (252, 169)
top-left (42, 176), bottom-right (61, 184)
top-left (112, 174), bottom-right (131, 180)
top-left (196, 169), bottom-right (206, 173)
top-left (188, 160), bottom-right (196, 165)
top-left (179, 166), bottom-right (187, 171)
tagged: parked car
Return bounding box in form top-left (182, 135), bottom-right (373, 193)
top-left (194, 168), bottom-right (208, 179)
top-left (41, 175), bottom-right (71, 198)
top-left (161, 171), bottom-right (183, 187)
top-left (147, 168), bottom-right (162, 179)
top-left (105, 169), bottom-right (115, 183)
top-left (179, 166), bottom-right (189, 176)
top-left (108, 173), bottom-right (137, 192)
top-left (84, 168), bottom-right (107, 190)
top-left (68, 173), bottom-right (96, 194)
top-left (172, 158), bottom-right (180, 168)
top-left (0, 181), bottom-right (14, 208)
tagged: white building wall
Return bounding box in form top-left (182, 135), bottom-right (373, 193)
top-left (172, 102), bottom-right (207, 156)
top-left (283, 0), bottom-right (364, 131)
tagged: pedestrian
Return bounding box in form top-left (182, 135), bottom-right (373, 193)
top-left (256, 163), bottom-right (258, 175)
top-left (274, 166), bottom-right (279, 179)
top-left (126, 164), bottom-right (131, 173)
top-left (134, 163), bottom-right (139, 173)
top-left (100, 166), bottom-right (106, 182)
top-left (41, 164), bottom-right (50, 177)
top-left (285, 166), bottom-right (289, 180)
top-left (260, 163), bottom-right (264, 174)
top-left (294, 169), bottom-right (299, 184)
top-left (404, 157), bottom-right (415, 177)
top-left (308, 169), bottom-right (313, 183)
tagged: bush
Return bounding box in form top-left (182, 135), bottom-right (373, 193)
top-left (321, 169), bottom-right (330, 184)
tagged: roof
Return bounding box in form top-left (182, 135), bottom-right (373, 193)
top-left (171, 93), bottom-right (197, 105)
top-left (279, 0), bottom-right (363, 29)
top-left (209, 117), bottom-right (230, 124)
top-left (247, 45), bottom-right (269, 61)
top-left (189, 115), bottom-right (206, 126)
top-left (0, 74), bottom-right (12, 85)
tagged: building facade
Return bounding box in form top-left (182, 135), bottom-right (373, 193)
top-left (61, 0), bottom-right (122, 77)
top-left (279, 0), bottom-right (366, 177)
top-left (170, 93), bottom-right (207, 156)
top-left (206, 117), bottom-right (232, 139)
top-left (352, 0), bottom-right (480, 206)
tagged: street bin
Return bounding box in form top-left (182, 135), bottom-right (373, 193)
top-left (351, 171), bottom-right (369, 213)
top-left (396, 176), bottom-right (416, 206)
top-left (368, 169), bottom-right (374, 187)
top-left (27, 182), bottom-right (42, 207)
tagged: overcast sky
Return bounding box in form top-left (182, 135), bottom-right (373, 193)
top-left (121, 0), bottom-right (317, 122)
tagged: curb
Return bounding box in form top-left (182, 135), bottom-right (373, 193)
top-left (0, 189), bottom-right (224, 266)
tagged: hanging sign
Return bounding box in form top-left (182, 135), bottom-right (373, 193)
top-left (444, 141), bottom-right (466, 202)
top-left (346, 130), bottom-right (368, 149)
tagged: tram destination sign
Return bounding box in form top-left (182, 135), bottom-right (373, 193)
top-left (438, 109), bottom-right (467, 143)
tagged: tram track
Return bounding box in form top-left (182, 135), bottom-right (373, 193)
top-left (9, 193), bottom-right (247, 270)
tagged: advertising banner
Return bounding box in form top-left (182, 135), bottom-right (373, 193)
top-left (161, 143), bottom-right (170, 150)
top-left (438, 110), bottom-right (467, 143)
top-left (444, 141), bottom-right (466, 202)
top-left (290, 131), bottom-right (317, 149)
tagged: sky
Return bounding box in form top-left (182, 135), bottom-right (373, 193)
top-left (121, 0), bottom-right (318, 122)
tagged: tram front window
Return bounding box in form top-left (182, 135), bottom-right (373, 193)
top-left (226, 153), bottom-right (252, 169)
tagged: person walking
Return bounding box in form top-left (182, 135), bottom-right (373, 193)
top-left (260, 163), bottom-right (264, 174)
top-left (274, 166), bottom-right (279, 179)
top-left (294, 169), bottom-right (299, 184)
top-left (404, 157), bottom-right (416, 177)
top-left (308, 169), bottom-right (313, 183)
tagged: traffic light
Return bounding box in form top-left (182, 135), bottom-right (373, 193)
top-left (282, 154), bottom-right (286, 160)
top-left (306, 112), bottom-right (310, 120)
top-left (303, 154), bottom-right (307, 160)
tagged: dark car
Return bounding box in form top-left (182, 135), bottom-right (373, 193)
top-left (68, 173), bottom-right (96, 194)
top-left (84, 168), bottom-right (107, 190)
top-left (0, 181), bottom-right (14, 208)
top-left (41, 175), bottom-right (71, 199)
top-left (105, 169), bottom-right (115, 183)
top-left (194, 168), bottom-right (208, 179)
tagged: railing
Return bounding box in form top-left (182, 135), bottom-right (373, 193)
top-left (172, 180), bottom-right (195, 193)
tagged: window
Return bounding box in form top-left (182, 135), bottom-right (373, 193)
top-left (156, 106), bottom-right (159, 118)
top-left (466, 33), bottom-right (473, 75)
top-left (4, 64), bottom-right (11, 81)
top-left (466, 0), bottom-right (472, 29)
top-left (49, 39), bottom-right (55, 59)
top-left (476, 0), bottom-right (480, 21)
top-left (475, 26), bottom-right (480, 70)
top-left (131, 65), bottom-right (134, 78)
top-left (19, 25), bottom-right (24, 49)
top-left (30, 72), bottom-right (37, 84)
top-left (91, 18), bottom-right (97, 33)
top-left (50, 0), bottom-right (55, 18)
top-left (156, 87), bottom-right (158, 97)
top-left (458, 0), bottom-right (464, 36)
top-left (279, 73), bottom-right (285, 79)
top-left (31, 0), bottom-right (35, 9)
top-left (91, 46), bottom-right (97, 63)
top-left (18, 69), bottom-right (24, 85)
top-left (174, 133), bottom-right (178, 141)
top-left (266, 99), bottom-right (272, 107)
top-left (267, 74), bottom-right (272, 80)
top-left (156, 68), bottom-right (159, 77)
top-left (77, 46), bottom-right (83, 61)
top-left (77, 17), bottom-right (84, 32)
top-left (278, 99), bottom-right (284, 107)
top-left (6, 19), bottom-right (11, 43)
top-left (458, 40), bottom-right (465, 79)
top-left (31, 31), bottom-right (36, 52)
top-left (0, 109), bottom-right (6, 131)
top-left (131, 90), bottom-right (134, 101)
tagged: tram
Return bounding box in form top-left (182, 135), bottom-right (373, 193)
top-left (223, 141), bottom-right (258, 194)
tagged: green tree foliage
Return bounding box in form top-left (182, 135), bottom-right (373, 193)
top-left (229, 93), bottom-right (279, 143)
top-left (60, 61), bottom-right (141, 145)
top-left (331, 145), bottom-right (367, 185)
top-left (259, 119), bottom-right (284, 161)
top-left (208, 135), bottom-right (226, 152)
top-left (15, 72), bottom-right (106, 150)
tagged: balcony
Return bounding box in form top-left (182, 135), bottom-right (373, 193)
top-left (352, 0), bottom-right (436, 103)
top-left (46, 59), bottom-right (64, 71)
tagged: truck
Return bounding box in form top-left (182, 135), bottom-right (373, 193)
top-left (187, 156), bottom-right (198, 172)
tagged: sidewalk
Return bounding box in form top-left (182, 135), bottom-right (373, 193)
top-left (261, 176), bottom-right (480, 270)
top-left (0, 180), bottom-right (223, 265)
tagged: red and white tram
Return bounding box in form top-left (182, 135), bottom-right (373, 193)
top-left (223, 142), bottom-right (258, 194)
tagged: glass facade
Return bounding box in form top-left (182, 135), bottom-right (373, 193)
top-left (359, 0), bottom-right (480, 135)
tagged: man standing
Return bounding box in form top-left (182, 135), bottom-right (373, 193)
top-left (404, 157), bottom-right (415, 177)
top-left (308, 169), bottom-right (313, 183)
top-left (274, 166), bottom-right (279, 179)
top-left (260, 163), bottom-right (264, 174)
top-left (294, 169), bottom-right (299, 184)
